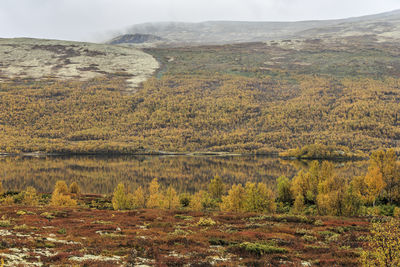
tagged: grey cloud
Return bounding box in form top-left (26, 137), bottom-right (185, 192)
top-left (0, 0), bottom-right (399, 41)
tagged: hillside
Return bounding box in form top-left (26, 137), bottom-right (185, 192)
top-left (0, 35), bottom-right (399, 154)
top-left (107, 33), bottom-right (163, 46)
top-left (0, 38), bottom-right (159, 90)
top-left (113, 9), bottom-right (400, 46)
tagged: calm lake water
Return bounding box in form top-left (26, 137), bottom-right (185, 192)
top-left (0, 155), bottom-right (368, 194)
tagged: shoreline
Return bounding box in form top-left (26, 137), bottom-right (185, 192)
top-left (0, 151), bottom-right (368, 161)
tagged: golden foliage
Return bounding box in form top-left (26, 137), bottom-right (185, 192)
top-left (276, 176), bottom-right (293, 204)
top-left (21, 186), bottom-right (39, 206)
top-left (69, 182), bottom-right (81, 195)
top-left (189, 190), bottom-right (207, 211)
top-left (147, 178), bottom-right (163, 209)
top-left (163, 185), bottom-right (179, 210)
top-left (0, 74), bottom-right (399, 154)
top-left (360, 219), bottom-right (400, 267)
top-left (244, 182), bottom-right (276, 213)
top-left (54, 181), bottom-right (69, 195)
top-left (112, 183), bottom-right (128, 210)
top-left (220, 184), bottom-right (245, 212)
top-left (50, 190), bottom-right (77, 207)
top-left (369, 149), bottom-right (400, 204)
top-left (131, 186), bottom-right (146, 209)
top-left (208, 175), bottom-right (225, 201)
top-left (51, 180), bottom-right (77, 207)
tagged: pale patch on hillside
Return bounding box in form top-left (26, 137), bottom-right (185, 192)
top-left (0, 38), bottom-right (159, 90)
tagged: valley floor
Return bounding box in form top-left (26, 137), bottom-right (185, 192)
top-left (0, 202), bottom-right (369, 266)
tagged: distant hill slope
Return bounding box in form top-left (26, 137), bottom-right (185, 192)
top-left (111, 9), bottom-right (400, 46)
top-left (0, 38), bottom-right (159, 90)
top-left (107, 33), bottom-right (163, 45)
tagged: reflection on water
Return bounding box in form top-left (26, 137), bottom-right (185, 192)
top-left (0, 155), bottom-right (368, 194)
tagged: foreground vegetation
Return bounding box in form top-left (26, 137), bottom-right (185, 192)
top-left (0, 180), bottom-right (399, 266)
top-left (0, 205), bottom-right (376, 266)
top-left (0, 149), bottom-right (399, 265)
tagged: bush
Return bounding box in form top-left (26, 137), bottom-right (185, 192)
top-left (50, 191), bottom-right (77, 207)
top-left (314, 219), bottom-right (324, 226)
top-left (238, 242), bottom-right (287, 256)
top-left (1, 195), bottom-right (14, 205)
top-left (179, 193), bottom-right (191, 207)
top-left (276, 176), bottom-right (293, 204)
top-left (0, 219), bottom-right (12, 227)
top-left (51, 181), bottom-right (77, 207)
top-left (69, 182), bottom-right (80, 195)
top-left (360, 218), bottom-right (400, 266)
top-left (112, 183), bottom-right (146, 210)
top-left (0, 181), bottom-right (4, 195)
top-left (295, 228), bottom-right (313, 236)
top-left (190, 190), bottom-right (216, 211)
top-left (302, 235), bottom-right (317, 242)
top-left (378, 205), bottom-right (395, 216)
top-left (54, 181), bottom-right (69, 195)
top-left (220, 184), bottom-right (245, 212)
top-left (21, 186), bottom-right (39, 206)
top-left (394, 207), bottom-right (400, 218)
top-left (197, 217), bottom-right (216, 226)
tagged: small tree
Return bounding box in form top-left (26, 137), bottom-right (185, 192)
top-left (369, 149), bottom-right (399, 204)
top-left (163, 185), bottom-right (179, 210)
top-left (190, 190), bottom-right (214, 211)
top-left (317, 174), bottom-right (347, 216)
top-left (244, 182), bottom-right (276, 213)
top-left (54, 180), bottom-right (69, 195)
top-left (69, 182), bottom-right (81, 195)
top-left (21, 186), bottom-right (39, 206)
top-left (208, 175), bottom-right (225, 201)
top-left (220, 184), bottom-right (245, 212)
top-left (343, 184), bottom-right (362, 216)
top-left (293, 194), bottom-right (305, 214)
top-left (131, 186), bottom-right (146, 209)
top-left (276, 176), bottom-right (293, 205)
top-left (112, 183), bottom-right (128, 210)
top-left (190, 190), bottom-right (205, 211)
top-left (147, 178), bottom-right (163, 208)
top-left (51, 180), bottom-right (77, 207)
top-left (364, 166), bottom-right (386, 206)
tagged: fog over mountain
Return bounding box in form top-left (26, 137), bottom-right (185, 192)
top-left (0, 0), bottom-right (399, 41)
top-left (109, 9), bottom-right (400, 46)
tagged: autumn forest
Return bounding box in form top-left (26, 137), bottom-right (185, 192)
top-left (1, 36), bottom-right (400, 266)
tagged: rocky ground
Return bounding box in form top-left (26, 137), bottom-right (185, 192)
top-left (0, 38), bottom-right (159, 91)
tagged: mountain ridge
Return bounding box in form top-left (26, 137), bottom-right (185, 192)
top-left (108, 9), bottom-right (400, 46)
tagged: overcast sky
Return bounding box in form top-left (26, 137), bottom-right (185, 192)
top-left (1, 0), bottom-right (399, 42)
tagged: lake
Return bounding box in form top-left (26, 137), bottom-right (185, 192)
top-left (0, 155), bottom-right (368, 194)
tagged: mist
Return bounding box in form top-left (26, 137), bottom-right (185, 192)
top-left (0, 0), bottom-right (399, 41)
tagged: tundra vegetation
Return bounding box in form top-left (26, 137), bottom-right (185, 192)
top-left (0, 34), bottom-right (400, 265)
top-left (0, 149), bottom-right (399, 265)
